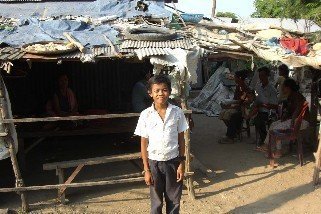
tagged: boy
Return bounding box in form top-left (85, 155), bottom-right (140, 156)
top-left (134, 74), bottom-right (188, 214)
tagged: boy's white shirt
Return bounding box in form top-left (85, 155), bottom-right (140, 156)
top-left (134, 103), bottom-right (189, 161)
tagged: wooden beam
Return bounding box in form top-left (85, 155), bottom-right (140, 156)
top-left (0, 177), bottom-right (145, 193)
top-left (43, 152), bottom-right (141, 170)
top-left (59, 164), bottom-right (85, 197)
top-left (1, 110), bottom-right (192, 124)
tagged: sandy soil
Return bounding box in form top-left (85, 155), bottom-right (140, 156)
top-left (1, 114), bottom-right (321, 213)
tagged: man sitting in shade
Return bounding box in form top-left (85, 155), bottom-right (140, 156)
top-left (245, 67), bottom-right (278, 149)
top-left (132, 70), bottom-right (152, 113)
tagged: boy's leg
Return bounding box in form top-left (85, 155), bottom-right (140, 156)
top-left (149, 159), bottom-right (165, 214)
top-left (163, 158), bottom-right (183, 214)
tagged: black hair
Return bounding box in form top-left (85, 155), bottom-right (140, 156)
top-left (147, 74), bottom-right (172, 92)
top-left (278, 64), bottom-right (290, 77)
top-left (235, 69), bottom-right (249, 80)
top-left (258, 66), bottom-right (271, 76)
top-left (283, 78), bottom-right (300, 92)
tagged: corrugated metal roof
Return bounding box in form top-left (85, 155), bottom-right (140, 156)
top-left (134, 48), bottom-right (170, 59)
top-left (59, 46), bottom-right (135, 59)
top-left (120, 38), bottom-right (193, 49)
top-left (0, 47), bottom-right (25, 60)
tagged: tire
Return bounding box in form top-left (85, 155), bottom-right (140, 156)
top-left (124, 27), bottom-right (178, 41)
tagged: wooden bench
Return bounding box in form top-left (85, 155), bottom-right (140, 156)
top-left (43, 152), bottom-right (143, 204)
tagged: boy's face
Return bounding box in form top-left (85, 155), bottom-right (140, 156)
top-left (149, 83), bottom-right (170, 105)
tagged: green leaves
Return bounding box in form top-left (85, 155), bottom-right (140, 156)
top-left (252, 0), bottom-right (321, 26)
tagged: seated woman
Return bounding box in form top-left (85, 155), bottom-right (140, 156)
top-left (262, 79), bottom-right (309, 158)
top-left (46, 73), bottom-right (78, 117)
top-left (219, 70), bottom-right (250, 144)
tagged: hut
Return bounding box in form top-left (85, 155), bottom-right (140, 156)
top-left (0, 0), bottom-right (198, 211)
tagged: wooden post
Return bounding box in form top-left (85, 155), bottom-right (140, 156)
top-left (313, 124), bottom-right (321, 185)
top-left (0, 78), bottom-right (29, 212)
top-left (180, 68), bottom-right (196, 199)
top-left (56, 168), bottom-right (66, 204)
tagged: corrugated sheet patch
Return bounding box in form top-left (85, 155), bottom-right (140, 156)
top-left (134, 48), bottom-right (171, 59)
top-left (120, 38), bottom-right (193, 49)
top-left (0, 47), bottom-right (25, 60)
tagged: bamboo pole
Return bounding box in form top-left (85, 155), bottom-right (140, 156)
top-left (0, 110), bottom-right (192, 124)
top-left (0, 177), bottom-right (145, 193)
top-left (313, 126), bottom-right (321, 185)
top-left (0, 79), bottom-right (29, 212)
top-left (181, 68), bottom-right (196, 200)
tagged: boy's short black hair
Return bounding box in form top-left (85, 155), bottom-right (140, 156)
top-left (147, 74), bottom-right (172, 92)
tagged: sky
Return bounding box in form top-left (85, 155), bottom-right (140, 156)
top-left (176, 0), bottom-right (256, 18)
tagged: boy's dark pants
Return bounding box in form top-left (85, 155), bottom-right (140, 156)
top-left (149, 157), bottom-right (183, 214)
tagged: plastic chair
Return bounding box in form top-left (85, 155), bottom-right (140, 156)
top-left (267, 102), bottom-right (309, 167)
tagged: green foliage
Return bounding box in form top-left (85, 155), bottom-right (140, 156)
top-left (252, 0), bottom-right (321, 26)
top-left (216, 12), bottom-right (238, 19)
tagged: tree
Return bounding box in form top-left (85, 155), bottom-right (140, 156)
top-left (252, 0), bottom-right (321, 26)
top-left (216, 12), bottom-right (238, 19)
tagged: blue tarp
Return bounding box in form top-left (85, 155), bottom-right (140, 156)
top-left (0, 18), bottom-right (119, 47)
top-left (0, 0), bottom-right (172, 47)
top-left (0, 0), bottom-right (171, 19)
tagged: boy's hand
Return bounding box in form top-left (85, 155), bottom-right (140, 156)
top-left (144, 171), bottom-right (153, 186)
top-left (177, 162), bottom-right (185, 182)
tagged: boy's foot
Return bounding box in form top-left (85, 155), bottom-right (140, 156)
top-left (218, 137), bottom-right (235, 144)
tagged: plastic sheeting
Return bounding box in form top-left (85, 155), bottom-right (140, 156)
top-left (0, 0), bottom-right (172, 19)
top-left (190, 66), bottom-right (234, 117)
top-left (0, 0), bottom-right (172, 47)
top-left (149, 47), bottom-right (201, 99)
top-left (0, 18), bottom-right (119, 47)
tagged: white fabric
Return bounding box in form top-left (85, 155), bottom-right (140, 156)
top-left (134, 103), bottom-right (189, 161)
top-left (150, 47), bottom-right (201, 84)
top-left (255, 83), bottom-right (278, 113)
top-left (264, 119), bottom-right (309, 146)
top-left (0, 77), bottom-right (18, 160)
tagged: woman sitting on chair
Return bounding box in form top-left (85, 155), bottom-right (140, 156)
top-left (46, 72), bottom-right (78, 117)
top-left (262, 79), bottom-right (310, 158)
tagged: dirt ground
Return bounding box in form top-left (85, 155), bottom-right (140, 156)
top-left (1, 114), bottom-right (321, 214)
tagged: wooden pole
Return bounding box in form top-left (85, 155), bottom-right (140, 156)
top-left (211, 0), bottom-right (216, 19)
top-left (0, 177), bottom-right (145, 193)
top-left (181, 68), bottom-right (196, 200)
top-left (0, 110), bottom-right (192, 124)
top-left (0, 79), bottom-right (29, 212)
top-left (313, 126), bottom-right (321, 185)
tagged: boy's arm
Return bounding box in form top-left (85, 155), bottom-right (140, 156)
top-left (141, 137), bottom-right (153, 186)
top-left (177, 132), bottom-right (185, 182)
top-left (141, 137), bottom-right (149, 171)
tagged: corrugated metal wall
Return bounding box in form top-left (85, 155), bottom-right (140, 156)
top-left (4, 59), bottom-right (152, 115)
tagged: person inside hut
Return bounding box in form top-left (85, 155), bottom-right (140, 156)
top-left (132, 70), bottom-right (152, 113)
top-left (219, 70), bottom-right (250, 144)
top-left (275, 64), bottom-right (290, 102)
top-left (46, 72), bottom-right (78, 117)
top-left (245, 67), bottom-right (278, 148)
top-left (262, 79), bottom-right (310, 158)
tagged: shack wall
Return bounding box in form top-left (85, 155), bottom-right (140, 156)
top-left (3, 59), bottom-right (152, 116)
